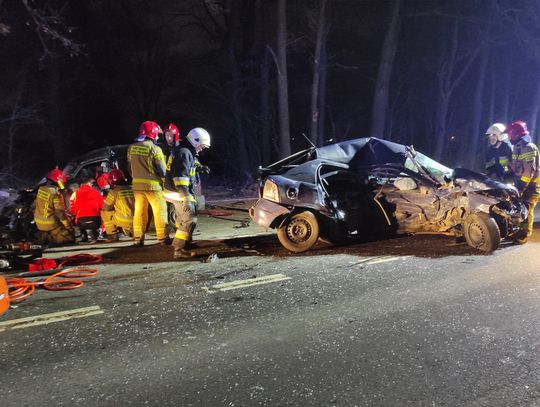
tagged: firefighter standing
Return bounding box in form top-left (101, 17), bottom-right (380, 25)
top-left (128, 121), bottom-right (169, 246)
top-left (507, 120), bottom-right (540, 243)
top-left (34, 169), bottom-right (75, 244)
top-left (164, 127), bottom-right (211, 259)
top-left (484, 123), bottom-right (513, 181)
top-left (101, 169), bottom-right (134, 242)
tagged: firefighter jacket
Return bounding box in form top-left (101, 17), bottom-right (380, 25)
top-left (164, 142), bottom-right (197, 201)
top-left (485, 141), bottom-right (512, 180)
top-left (127, 140), bottom-right (167, 191)
top-left (70, 184), bottom-right (104, 221)
top-left (511, 137), bottom-right (540, 192)
top-left (102, 185), bottom-right (134, 228)
top-left (34, 185), bottom-right (71, 232)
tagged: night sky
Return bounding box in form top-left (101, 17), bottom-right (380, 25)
top-left (1, 0), bottom-right (539, 184)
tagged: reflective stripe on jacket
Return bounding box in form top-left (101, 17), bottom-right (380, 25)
top-left (485, 141), bottom-right (512, 179)
top-left (34, 185), bottom-right (70, 231)
top-left (102, 185), bottom-right (134, 226)
top-left (128, 140), bottom-right (166, 191)
top-left (511, 139), bottom-right (540, 187)
top-left (164, 142), bottom-right (196, 199)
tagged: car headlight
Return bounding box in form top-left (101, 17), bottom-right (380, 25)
top-left (262, 180), bottom-right (280, 203)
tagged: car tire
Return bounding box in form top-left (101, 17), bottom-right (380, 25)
top-left (462, 212), bottom-right (500, 252)
top-left (277, 211), bottom-right (320, 253)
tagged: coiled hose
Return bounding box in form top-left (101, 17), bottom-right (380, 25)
top-left (6, 253), bottom-right (102, 303)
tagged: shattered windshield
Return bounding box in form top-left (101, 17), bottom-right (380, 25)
top-left (404, 153), bottom-right (453, 185)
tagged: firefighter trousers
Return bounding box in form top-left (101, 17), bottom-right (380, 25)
top-left (38, 224), bottom-right (75, 245)
top-left (133, 190), bottom-right (168, 243)
top-left (101, 210), bottom-right (133, 237)
top-left (521, 186), bottom-right (540, 237)
top-left (172, 199), bottom-right (198, 250)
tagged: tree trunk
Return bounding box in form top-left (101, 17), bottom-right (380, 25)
top-left (309, 0), bottom-right (326, 145)
top-left (47, 57), bottom-right (65, 165)
top-left (488, 71), bottom-right (495, 125)
top-left (370, 0), bottom-right (401, 139)
top-left (226, 0), bottom-right (250, 175)
top-left (468, 46), bottom-right (489, 169)
top-left (529, 77), bottom-right (540, 144)
top-left (276, 0), bottom-right (291, 158)
top-left (434, 96), bottom-right (450, 161)
top-left (260, 48), bottom-right (272, 165)
top-left (317, 36), bottom-right (327, 146)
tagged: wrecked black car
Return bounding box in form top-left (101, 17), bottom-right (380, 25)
top-left (0, 145), bottom-right (128, 242)
top-left (250, 137), bottom-right (527, 253)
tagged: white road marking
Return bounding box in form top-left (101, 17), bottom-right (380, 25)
top-left (365, 256), bottom-right (401, 265)
top-left (203, 273), bottom-right (291, 293)
top-left (0, 305), bottom-right (104, 332)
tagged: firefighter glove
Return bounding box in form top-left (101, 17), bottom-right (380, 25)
top-left (198, 165), bottom-right (210, 175)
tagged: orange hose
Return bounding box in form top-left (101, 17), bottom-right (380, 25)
top-left (6, 253), bottom-right (101, 303)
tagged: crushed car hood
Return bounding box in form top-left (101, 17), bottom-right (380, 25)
top-left (452, 168), bottom-right (518, 195)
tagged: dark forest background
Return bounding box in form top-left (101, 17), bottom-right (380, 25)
top-left (1, 0), bottom-right (540, 186)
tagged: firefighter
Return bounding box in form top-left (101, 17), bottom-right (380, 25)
top-left (128, 120), bottom-right (169, 246)
top-left (96, 162), bottom-right (112, 194)
top-left (163, 123), bottom-right (180, 158)
top-left (101, 169), bottom-right (134, 242)
top-left (70, 178), bottom-right (104, 243)
top-left (484, 123), bottom-right (513, 181)
top-left (507, 120), bottom-right (540, 244)
top-left (34, 169), bottom-right (75, 244)
top-left (164, 127), bottom-right (211, 259)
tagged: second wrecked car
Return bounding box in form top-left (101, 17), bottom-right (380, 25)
top-left (250, 137), bottom-right (527, 253)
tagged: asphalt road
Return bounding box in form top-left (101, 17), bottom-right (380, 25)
top-left (2, 224), bottom-right (540, 406)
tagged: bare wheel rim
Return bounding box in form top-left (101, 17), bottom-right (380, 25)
top-left (286, 218), bottom-right (312, 243)
top-left (468, 222), bottom-right (485, 247)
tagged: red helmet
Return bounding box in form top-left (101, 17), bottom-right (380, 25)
top-left (138, 121), bottom-right (162, 141)
top-left (506, 120), bottom-right (529, 143)
top-left (108, 169), bottom-right (125, 187)
top-left (165, 123), bottom-right (180, 144)
top-left (47, 169), bottom-right (67, 189)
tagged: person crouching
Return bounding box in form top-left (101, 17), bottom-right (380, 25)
top-left (70, 178), bottom-right (104, 244)
top-left (101, 169), bottom-right (134, 242)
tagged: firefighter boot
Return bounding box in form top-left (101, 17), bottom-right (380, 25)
top-left (174, 248), bottom-right (196, 259)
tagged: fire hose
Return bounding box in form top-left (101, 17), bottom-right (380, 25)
top-left (5, 253), bottom-right (102, 303)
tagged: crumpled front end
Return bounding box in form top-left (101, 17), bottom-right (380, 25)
top-left (469, 189), bottom-right (527, 237)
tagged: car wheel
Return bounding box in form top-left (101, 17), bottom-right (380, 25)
top-left (277, 211), bottom-right (320, 253)
top-left (462, 212), bottom-right (500, 252)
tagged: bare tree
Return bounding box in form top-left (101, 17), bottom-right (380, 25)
top-left (12, 0), bottom-right (82, 61)
top-left (433, 21), bottom-right (480, 160)
top-left (276, 0), bottom-right (291, 158)
top-left (370, 0), bottom-right (401, 139)
top-left (309, 0), bottom-right (327, 146)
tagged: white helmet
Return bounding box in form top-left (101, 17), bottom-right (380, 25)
top-left (485, 123), bottom-right (508, 141)
top-left (187, 128), bottom-right (211, 153)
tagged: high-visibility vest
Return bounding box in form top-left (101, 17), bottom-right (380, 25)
top-left (103, 185), bottom-right (134, 227)
top-left (34, 185), bottom-right (70, 231)
top-left (128, 141), bottom-right (167, 191)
